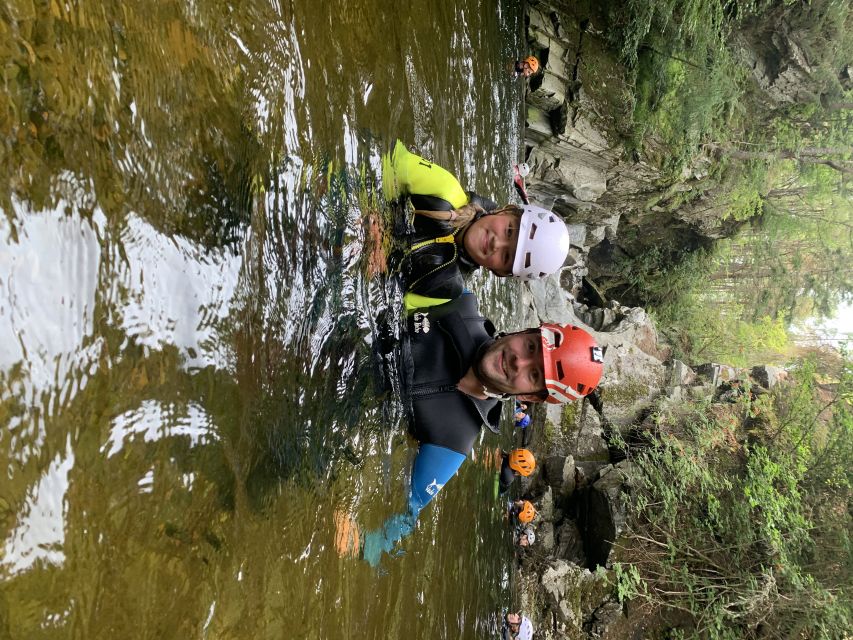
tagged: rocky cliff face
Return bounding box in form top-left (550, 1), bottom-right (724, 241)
top-left (511, 3), bottom-right (825, 636)
top-left (519, 0), bottom-right (835, 307)
top-left (514, 280), bottom-right (789, 639)
top-left (520, 1), bottom-right (727, 307)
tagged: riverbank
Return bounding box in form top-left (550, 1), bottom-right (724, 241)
top-left (512, 1), bottom-right (852, 636)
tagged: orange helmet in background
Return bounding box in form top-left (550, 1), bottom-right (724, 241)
top-left (508, 448), bottom-right (536, 476)
top-left (518, 500), bottom-right (536, 524)
top-left (540, 324), bottom-right (604, 404)
top-left (524, 55), bottom-right (540, 73)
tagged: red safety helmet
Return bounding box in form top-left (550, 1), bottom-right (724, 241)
top-left (539, 324), bottom-right (604, 404)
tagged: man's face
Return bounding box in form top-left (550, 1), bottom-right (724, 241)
top-left (506, 613), bottom-right (521, 632)
top-left (475, 330), bottom-right (544, 399)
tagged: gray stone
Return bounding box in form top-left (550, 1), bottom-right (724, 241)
top-left (539, 521), bottom-right (556, 553)
top-left (575, 460), bottom-right (609, 485)
top-left (695, 362), bottom-right (741, 387)
top-left (664, 385), bottom-right (684, 401)
top-left (751, 364), bottom-right (787, 388)
top-left (565, 223), bottom-right (587, 247)
top-left (614, 459), bottom-right (637, 483)
top-left (586, 597), bottom-right (625, 638)
top-left (538, 559), bottom-right (616, 636)
top-left (669, 359), bottom-right (696, 387)
top-left (537, 486), bottom-right (555, 522)
top-left (586, 224), bottom-right (607, 247)
top-left (526, 105), bottom-right (556, 139)
top-left (555, 519), bottom-right (585, 566)
top-left (527, 276), bottom-right (577, 324)
top-left (575, 409), bottom-right (608, 460)
top-left (528, 73), bottom-right (568, 112)
top-left (544, 455), bottom-right (576, 494)
top-left (540, 559), bottom-right (590, 616)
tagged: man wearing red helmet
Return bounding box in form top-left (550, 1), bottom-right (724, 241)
top-left (470, 323), bottom-right (605, 404)
top-left (340, 293), bottom-right (604, 566)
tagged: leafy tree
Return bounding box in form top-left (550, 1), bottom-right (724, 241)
top-left (614, 356), bottom-right (853, 638)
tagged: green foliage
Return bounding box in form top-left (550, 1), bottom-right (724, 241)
top-left (611, 242), bottom-right (714, 309)
top-left (613, 561), bottom-right (644, 603)
top-left (618, 358), bottom-right (853, 638)
top-left (711, 180), bottom-right (853, 323)
top-left (610, 0), bottom-right (766, 175)
top-left (652, 289), bottom-right (792, 365)
top-left (722, 164), bottom-right (767, 221)
top-left (595, 0), bottom-right (852, 341)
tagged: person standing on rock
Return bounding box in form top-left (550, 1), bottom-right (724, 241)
top-left (498, 448), bottom-right (536, 494)
top-left (502, 612), bottom-right (534, 640)
top-left (382, 140), bottom-right (572, 309)
top-left (334, 293), bottom-right (604, 566)
top-left (514, 401), bottom-right (531, 429)
top-left (516, 526), bottom-right (536, 548)
top-left (514, 55), bottom-right (540, 78)
top-left (509, 499), bottom-right (536, 525)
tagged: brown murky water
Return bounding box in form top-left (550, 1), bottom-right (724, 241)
top-left (0, 1), bottom-right (527, 638)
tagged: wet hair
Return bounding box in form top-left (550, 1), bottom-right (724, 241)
top-left (414, 204), bottom-right (522, 230)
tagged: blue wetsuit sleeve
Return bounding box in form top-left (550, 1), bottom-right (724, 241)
top-left (408, 443), bottom-right (466, 514)
top-left (361, 512), bottom-right (417, 567)
top-left (360, 444), bottom-right (466, 567)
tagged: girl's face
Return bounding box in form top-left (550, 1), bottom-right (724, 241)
top-left (462, 212), bottom-right (519, 276)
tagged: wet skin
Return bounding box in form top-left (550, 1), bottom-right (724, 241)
top-left (459, 212), bottom-right (519, 276)
top-left (475, 330), bottom-right (544, 399)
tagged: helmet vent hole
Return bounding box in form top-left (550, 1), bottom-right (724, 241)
top-left (524, 252), bottom-right (532, 268)
top-left (548, 215), bottom-right (556, 223)
top-left (556, 361), bottom-right (564, 380)
top-left (539, 271), bottom-right (546, 277)
top-left (552, 332), bottom-right (562, 347)
top-left (577, 383), bottom-right (586, 393)
top-left (528, 223), bottom-right (538, 240)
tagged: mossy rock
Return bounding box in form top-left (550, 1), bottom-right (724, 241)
top-left (560, 402), bottom-right (580, 433)
top-left (600, 381), bottom-right (650, 409)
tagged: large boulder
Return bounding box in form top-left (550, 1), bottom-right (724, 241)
top-left (575, 408), bottom-right (608, 461)
top-left (538, 521), bottom-right (557, 554)
top-left (536, 486), bottom-right (555, 523)
top-left (555, 519), bottom-right (586, 566)
top-left (538, 559), bottom-right (615, 639)
top-left (750, 364), bottom-right (788, 389)
top-left (544, 454), bottom-right (577, 495)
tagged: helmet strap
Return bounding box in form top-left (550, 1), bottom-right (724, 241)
top-left (482, 386), bottom-right (511, 401)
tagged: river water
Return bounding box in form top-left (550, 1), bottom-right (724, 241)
top-left (0, 1), bottom-right (527, 638)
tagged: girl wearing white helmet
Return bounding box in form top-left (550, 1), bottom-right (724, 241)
top-left (517, 526), bottom-right (536, 547)
top-left (384, 141), bottom-right (571, 307)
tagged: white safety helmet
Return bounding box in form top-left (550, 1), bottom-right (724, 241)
top-left (516, 162), bottom-right (530, 178)
top-left (523, 527), bottom-right (536, 545)
top-left (518, 617), bottom-right (534, 640)
top-left (512, 205), bottom-right (571, 280)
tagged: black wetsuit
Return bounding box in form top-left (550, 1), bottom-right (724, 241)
top-left (359, 292), bottom-right (504, 566)
top-left (498, 455), bottom-right (518, 494)
top-left (402, 291), bottom-right (502, 455)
